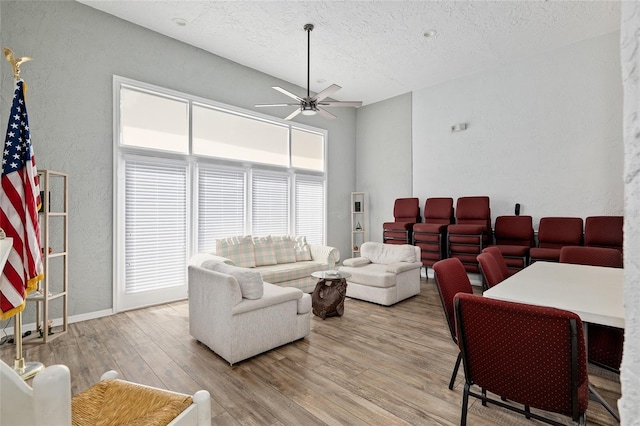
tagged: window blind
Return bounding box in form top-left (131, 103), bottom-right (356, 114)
top-left (295, 176), bottom-right (325, 245)
top-left (252, 172), bottom-right (289, 236)
top-left (125, 160), bottom-right (187, 293)
top-left (198, 167), bottom-right (246, 252)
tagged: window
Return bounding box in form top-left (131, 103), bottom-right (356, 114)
top-left (120, 86), bottom-right (189, 154)
top-left (295, 176), bottom-right (325, 245)
top-left (291, 128), bottom-right (324, 171)
top-left (252, 171), bottom-right (289, 236)
top-left (193, 104), bottom-right (289, 166)
top-left (197, 167), bottom-right (246, 252)
top-left (115, 76), bottom-right (327, 311)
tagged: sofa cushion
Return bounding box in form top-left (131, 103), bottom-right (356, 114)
top-left (292, 236), bottom-right (312, 261)
top-left (253, 236), bottom-right (278, 266)
top-left (272, 236), bottom-right (297, 264)
top-left (342, 257), bottom-right (371, 267)
top-left (202, 261), bottom-right (264, 299)
top-left (255, 261), bottom-right (324, 284)
top-left (216, 235), bottom-right (256, 268)
top-left (231, 282), bottom-right (302, 315)
top-left (340, 263), bottom-right (396, 288)
top-left (360, 242), bottom-right (416, 264)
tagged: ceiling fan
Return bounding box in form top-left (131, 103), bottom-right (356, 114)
top-left (255, 23), bottom-right (362, 120)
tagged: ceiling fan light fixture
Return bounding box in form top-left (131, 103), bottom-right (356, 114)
top-left (301, 107), bottom-right (316, 116)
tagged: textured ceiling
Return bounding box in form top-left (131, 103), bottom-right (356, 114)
top-left (77, 1), bottom-right (621, 106)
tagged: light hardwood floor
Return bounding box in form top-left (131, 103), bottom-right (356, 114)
top-left (1, 278), bottom-right (620, 425)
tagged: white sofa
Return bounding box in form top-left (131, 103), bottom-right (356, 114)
top-left (190, 235), bottom-right (340, 293)
top-left (188, 262), bottom-right (311, 365)
top-left (339, 242), bottom-right (422, 306)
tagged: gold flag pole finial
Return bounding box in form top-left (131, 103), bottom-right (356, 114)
top-left (4, 47), bottom-right (32, 81)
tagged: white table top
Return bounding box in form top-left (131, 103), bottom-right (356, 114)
top-left (483, 261), bottom-right (624, 328)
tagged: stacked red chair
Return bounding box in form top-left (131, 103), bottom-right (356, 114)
top-left (491, 215), bottom-right (535, 272)
top-left (529, 217), bottom-right (583, 263)
top-left (382, 197), bottom-right (421, 245)
top-left (447, 196), bottom-right (492, 273)
top-left (584, 216), bottom-right (623, 254)
top-left (412, 197), bottom-right (454, 268)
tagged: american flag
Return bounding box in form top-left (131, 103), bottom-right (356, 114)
top-left (0, 80), bottom-right (43, 320)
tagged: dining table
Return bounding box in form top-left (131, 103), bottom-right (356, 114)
top-left (483, 260), bottom-right (624, 421)
top-left (483, 261), bottom-right (624, 328)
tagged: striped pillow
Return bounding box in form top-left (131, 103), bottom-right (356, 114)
top-left (216, 235), bottom-right (256, 268)
top-left (253, 236), bottom-right (278, 266)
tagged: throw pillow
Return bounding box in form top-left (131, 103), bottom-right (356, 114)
top-left (253, 236), bottom-right (278, 266)
top-left (272, 236), bottom-right (297, 264)
top-left (216, 235), bottom-right (256, 268)
top-left (291, 235), bottom-right (313, 261)
top-left (202, 260), bottom-right (264, 299)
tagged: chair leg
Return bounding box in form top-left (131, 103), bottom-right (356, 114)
top-left (481, 388), bottom-right (487, 406)
top-left (449, 352), bottom-right (462, 390)
top-left (589, 383), bottom-right (620, 421)
top-left (461, 382), bottom-right (470, 426)
top-left (525, 405), bottom-right (531, 419)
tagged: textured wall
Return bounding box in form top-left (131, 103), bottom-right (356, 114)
top-left (355, 93), bottom-right (413, 243)
top-left (0, 1), bottom-right (356, 317)
top-left (620, 2), bottom-right (640, 422)
top-left (412, 32), bottom-right (623, 227)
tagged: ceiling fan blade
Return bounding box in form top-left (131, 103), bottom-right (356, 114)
top-left (311, 84), bottom-right (341, 102)
top-left (316, 107), bottom-right (336, 120)
top-left (317, 101), bottom-right (363, 107)
top-left (255, 103), bottom-right (300, 108)
top-left (284, 108), bottom-right (302, 121)
top-left (272, 86), bottom-right (303, 102)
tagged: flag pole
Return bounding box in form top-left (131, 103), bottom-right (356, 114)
top-left (3, 47), bottom-right (43, 380)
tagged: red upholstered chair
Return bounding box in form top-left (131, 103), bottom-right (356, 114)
top-left (559, 245), bottom-right (624, 373)
top-left (559, 246), bottom-right (623, 268)
top-left (382, 198), bottom-right (421, 245)
top-left (491, 215), bottom-right (535, 272)
top-left (432, 258), bottom-right (474, 390)
top-left (476, 253), bottom-right (505, 291)
top-left (447, 196), bottom-right (492, 273)
top-left (413, 197), bottom-right (454, 268)
top-left (454, 293), bottom-right (589, 425)
top-left (584, 216), bottom-right (623, 254)
top-left (529, 217), bottom-right (583, 264)
top-left (481, 246), bottom-right (516, 278)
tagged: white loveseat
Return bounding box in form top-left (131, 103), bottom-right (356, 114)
top-left (188, 262), bottom-right (311, 365)
top-left (339, 242), bottom-right (422, 306)
top-left (190, 235), bottom-right (340, 293)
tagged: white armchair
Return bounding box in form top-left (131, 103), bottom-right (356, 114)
top-left (188, 263), bottom-right (311, 365)
top-left (0, 360), bottom-right (211, 425)
top-left (339, 242), bottom-right (422, 306)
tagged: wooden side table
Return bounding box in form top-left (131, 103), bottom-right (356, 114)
top-left (311, 271), bottom-right (350, 319)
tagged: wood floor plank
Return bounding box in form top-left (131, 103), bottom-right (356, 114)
top-left (0, 277), bottom-right (621, 425)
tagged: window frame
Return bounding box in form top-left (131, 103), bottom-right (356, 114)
top-left (113, 75), bottom-right (328, 313)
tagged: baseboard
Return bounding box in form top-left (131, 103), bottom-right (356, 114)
top-left (1, 308), bottom-right (114, 336)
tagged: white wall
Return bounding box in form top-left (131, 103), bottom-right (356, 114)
top-left (355, 93), bottom-right (413, 243)
top-left (412, 32), bottom-right (623, 228)
top-left (0, 1), bottom-right (356, 317)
